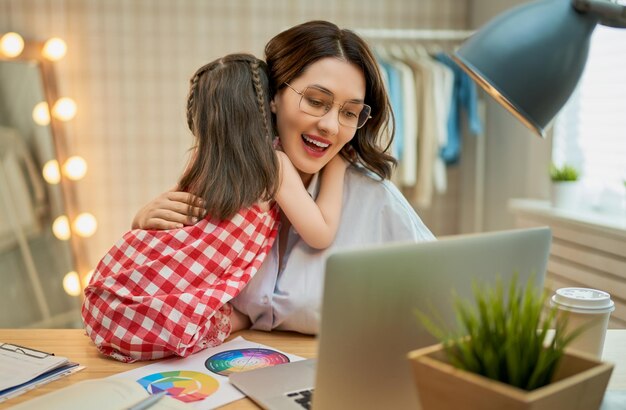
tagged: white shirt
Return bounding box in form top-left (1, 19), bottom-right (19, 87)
top-left (230, 165), bottom-right (435, 334)
top-left (387, 57), bottom-right (419, 187)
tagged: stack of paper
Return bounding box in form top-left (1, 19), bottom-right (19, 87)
top-left (0, 342), bottom-right (83, 402)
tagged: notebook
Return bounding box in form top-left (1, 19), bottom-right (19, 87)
top-left (229, 227), bottom-right (552, 410)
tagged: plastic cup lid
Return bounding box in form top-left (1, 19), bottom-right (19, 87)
top-left (551, 287), bottom-right (615, 313)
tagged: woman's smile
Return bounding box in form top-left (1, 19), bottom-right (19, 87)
top-left (301, 134), bottom-right (331, 157)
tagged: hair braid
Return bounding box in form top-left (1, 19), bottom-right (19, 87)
top-left (249, 60), bottom-right (271, 140)
top-left (186, 64), bottom-right (211, 133)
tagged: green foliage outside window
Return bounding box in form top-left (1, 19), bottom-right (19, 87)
top-left (550, 163), bottom-right (580, 182)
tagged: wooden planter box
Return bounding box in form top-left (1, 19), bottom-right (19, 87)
top-left (407, 344), bottom-right (613, 410)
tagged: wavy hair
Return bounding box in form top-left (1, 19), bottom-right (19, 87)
top-left (265, 20), bottom-right (396, 180)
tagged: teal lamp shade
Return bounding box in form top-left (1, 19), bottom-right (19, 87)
top-left (452, 0), bottom-right (599, 138)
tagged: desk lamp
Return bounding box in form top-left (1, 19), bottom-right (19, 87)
top-left (451, 0), bottom-right (626, 138)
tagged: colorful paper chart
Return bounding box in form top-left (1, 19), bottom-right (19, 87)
top-left (205, 348), bottom-right (290, 376)
top-left (136, 370), bottom-right (219, 403)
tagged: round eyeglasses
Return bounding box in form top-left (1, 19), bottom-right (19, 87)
top-left (284, 83), bottom-right (372, 129)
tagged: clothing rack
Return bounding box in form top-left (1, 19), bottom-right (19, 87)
top-left (355, 28), bottom-right (474, 41)
top-left (357, 27), bottom-right (486, 233)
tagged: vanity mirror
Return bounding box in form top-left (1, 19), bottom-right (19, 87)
top-left (0, 37), bottom-right (86, 328)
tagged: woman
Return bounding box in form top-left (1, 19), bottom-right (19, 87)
top-left (133, 21), bottom-right (434, 337)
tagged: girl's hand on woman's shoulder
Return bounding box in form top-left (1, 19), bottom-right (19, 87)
top-left (132, 187), bottom-right (206, 230)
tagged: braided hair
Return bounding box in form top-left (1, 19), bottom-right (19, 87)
top-left (178, 54), bottom-right (279, 220)
top-left (186, 63), bottom-right (213, 133)
top-left (248, 59), bottom-right (272, 142)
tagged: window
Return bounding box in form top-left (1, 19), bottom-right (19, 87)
top-left (552, 24), bottom-right (626, 212)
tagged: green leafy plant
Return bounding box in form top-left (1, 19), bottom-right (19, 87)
top-left (416, 275), bottom-right (582, 391)
top-left (550, 163), bottom-right (579, 182)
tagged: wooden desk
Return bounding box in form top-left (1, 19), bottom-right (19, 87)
top-left (1, 329), bottom-right (624, 409)
top-left (0, 329), bottom-right (316, 409)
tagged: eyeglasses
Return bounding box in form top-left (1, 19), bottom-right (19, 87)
top-left (284, 83), bottom-right (372, 129)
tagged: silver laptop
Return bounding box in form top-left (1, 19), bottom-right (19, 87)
top-left (230, 227), bottom-right (551, 410)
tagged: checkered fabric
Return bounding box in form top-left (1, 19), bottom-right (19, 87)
top-left (82, 204), bottom-right (279, 362)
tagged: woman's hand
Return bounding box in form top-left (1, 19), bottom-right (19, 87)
top-left (230, 305), bottom-right (251, 332)
top-left (132, 188), bottom-right (206, 230)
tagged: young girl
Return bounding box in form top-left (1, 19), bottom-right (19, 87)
top-left (82, 53), bottom-right (348, 362)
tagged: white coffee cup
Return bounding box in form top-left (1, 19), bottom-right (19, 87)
top-left (551, 287), bottom-right (615, 359)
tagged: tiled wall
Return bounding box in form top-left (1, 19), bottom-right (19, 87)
top-left (1, 0), bottom-right (468, 271)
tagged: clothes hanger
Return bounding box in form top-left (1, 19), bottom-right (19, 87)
top-left (387, 43), bottom-right (407, 60)
top-left (413, 43), bottom-right (431, 60)
top-left (374, 44), bottom-right (391, 60)
top-left (429, 40), bottom-right (444, 56)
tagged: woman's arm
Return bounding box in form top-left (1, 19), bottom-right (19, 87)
top-left (132, 188), bottom-right (206, 229)
top-left (230, 304), bottom-right (252, 332)
top-left (274, 151), bottom-right (347, 249)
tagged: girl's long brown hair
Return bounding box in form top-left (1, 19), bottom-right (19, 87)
top-left (265, 20), bottom-right (396, 180)
top-left (178, 54), bottom-right (278, 220)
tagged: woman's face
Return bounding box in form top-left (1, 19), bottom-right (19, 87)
top-left (271, 57), bottom-right (366, 183)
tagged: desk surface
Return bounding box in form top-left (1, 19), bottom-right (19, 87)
top-left (0, 329), bottom-right (624, 409)
top-left (0, 329), bottom-right (316, 409)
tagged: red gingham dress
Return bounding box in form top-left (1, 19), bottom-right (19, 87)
top-left (82, 203), bottom-right (279, 362)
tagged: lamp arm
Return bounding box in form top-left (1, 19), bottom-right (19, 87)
top-left (572, 0), bottom-right (626, 28)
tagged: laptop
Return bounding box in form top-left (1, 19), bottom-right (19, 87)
top-left (230, 227), bottom-right (551, 410)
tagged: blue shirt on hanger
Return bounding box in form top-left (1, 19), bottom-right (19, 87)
top-left (378, 59), bottom-right (404, 160)
top-left (435, 52), bottom-right (483, 165)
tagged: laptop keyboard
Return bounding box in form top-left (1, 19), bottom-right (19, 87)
top-left (286, 388), bottom-right (314, 409)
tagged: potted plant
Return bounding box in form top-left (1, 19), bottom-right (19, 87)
top-left (550, 163), bottom-right (580, 210)
top-left (408, 277), bottom-right (613, 410)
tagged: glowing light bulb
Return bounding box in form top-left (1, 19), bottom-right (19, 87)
top-left (82, 269), bottom-right (94, 288)
top-left (73, 213), bottom-right (97, 237)
top-left (32, 101), bottom-right (51, 126)
top-left (0, 32), bottom-right (24, 58)
top-left (52, 215), bottom-right (71, 240)
top-left (63, 156), bottom-right (87, 180)
top-left (42, 159), bottom-right (61, 184)
top-left (52, 97), bottom-right (77, 121)
top-left (42, 37), bottom-right (67, 61)
top-left (63, 271), bottom-right (81, 296)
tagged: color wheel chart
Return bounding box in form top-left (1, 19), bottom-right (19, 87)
top-left (205, 348), bottom-right (290, 376)
top-left (136, 370), bottom-right (219, 403)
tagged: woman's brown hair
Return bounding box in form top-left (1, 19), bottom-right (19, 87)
top-left (179, 53), bottom-right (278, 220)
top-left (265, 20), bottom-right (396, 180)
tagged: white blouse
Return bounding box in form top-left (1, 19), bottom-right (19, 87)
top-left (230, 165), bottom-right (435, 334)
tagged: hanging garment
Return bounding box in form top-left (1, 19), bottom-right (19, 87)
top-left (435, 53), bottom-right (483, 165)
top-left (384, 46), bottom-right (419, 187)
top-left (398, 45), bottom-right (453, 208)
top-left (428, 56), bottom-right (454, 194)
top-left (378, 59), bottom-right (403, 160)
top-left (376, 60), bottom-right (403, 187)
